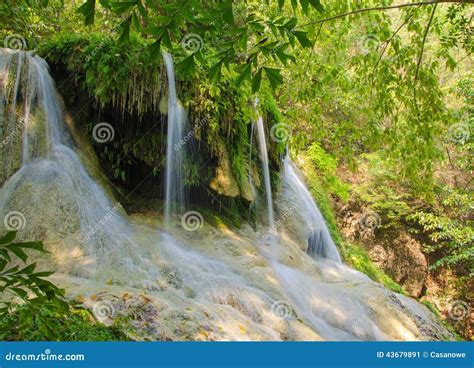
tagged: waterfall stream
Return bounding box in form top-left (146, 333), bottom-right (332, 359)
top-left (162, 52), bottom-right (186, 223)
top-left (282, 155), bottom-right (342, 263)
top-left (255, 116), bottom-right (275, 230)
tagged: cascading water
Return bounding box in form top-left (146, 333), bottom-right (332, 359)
top-left (162, 52), bottom-right (186, 223)
top-left (282, 155), bottom-right (342, 262)
top-left (0, 48), bottom-right (451, 342)
top-left (0, 48), bottom-right (156, 282)
top-left (255, 115), bottom-right (275, 230)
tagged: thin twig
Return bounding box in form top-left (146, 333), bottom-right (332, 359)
top-left (298, 1), bottom-right (473, 28)
top-left (371, 12), bottom-right (415, 84)
top-left (414, 4), bottom-right (438, 87)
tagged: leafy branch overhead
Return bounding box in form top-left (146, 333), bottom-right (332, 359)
top-left (76, 0), bottom-right (323, 92)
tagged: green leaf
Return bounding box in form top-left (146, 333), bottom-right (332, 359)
top-left (308, 0), bottom-right (324, 12)
top-left (264, 67), bottom-right (283, 90)
top-left (293, 31), bottom-right (312, 48)
top-left (0, 231), bottom-right (16, 245)
top-left (99, 0), bottom-right (110, 8)
top-left (117, 21), bottom-right (130, 44)
top-left (5, 247), bottom-right (27, 263)
top-left (161, 30), bottom-right (173, 50)
top-left (283, 17), bottom-right (297, 30)
top-left (131, 12), bottom-right (141, 31)
top-left (9, 287), bottom-right (27, 299)
top-left (77, 0), bottom-right (95, 25)
top-left (278, 0), bottom-right (285, 9)
top-left (110, 1), bottom-right (137, 14)
top-left (300, 0), bottom-right (309, 14)
top-left (235, 63), bottom-right (252, 88)
top-left (177, 55), bottom-right (195, 76)
top-left (222, 4), bottom-right (234, 25)
top-left (209, 61), bottom-right (223, 82)
top-left (252, 68), bottom-right (262, 93)
top-left (136, 3), bottom-right (148, 21)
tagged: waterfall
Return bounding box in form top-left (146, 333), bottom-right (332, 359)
top-left (282, 155), bottom-right (342, 262)
top-left (0, 48), bottom-right (156, 282)
top-left (162, 52), bottom-right (186, 223)
top-left (255, 116), bottom-right (275, 230)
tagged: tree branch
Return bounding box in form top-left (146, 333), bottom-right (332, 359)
top-left (414, 3), bottom-right (437, 87)
top-left (298, 1), bottom-right (473, 28)
top-left (371, 12), bottom-right (415, 84)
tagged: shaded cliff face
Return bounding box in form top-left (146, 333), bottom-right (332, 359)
top-left (336, 202), bottom-right (428, 298)
top-left (37, 35), bottom-right (284, 218)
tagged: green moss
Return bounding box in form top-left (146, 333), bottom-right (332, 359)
top-left (341, 243), bottom-right (405, 294)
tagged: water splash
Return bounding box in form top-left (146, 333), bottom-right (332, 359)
top-left (162, 52), bottom-right (186, 223)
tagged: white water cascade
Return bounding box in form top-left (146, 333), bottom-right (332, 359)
top-left (0, 48), bottom-right (157, 282)
top-left (255, 115), bottom-right (275, 230)
top-left (281, 155), bottom-right (342, 262)
top-left (162, 52), bottom-right (186, 223)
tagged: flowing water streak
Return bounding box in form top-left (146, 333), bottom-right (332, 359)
top-left (282, 155), bottom-right (342, 262)
top-left (162, 52), bottom-right (186, 223)
top-left (255, 116), bottom-right (274, 229)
